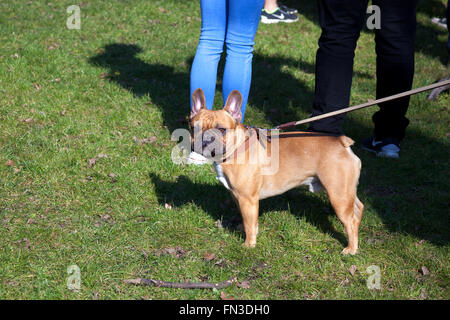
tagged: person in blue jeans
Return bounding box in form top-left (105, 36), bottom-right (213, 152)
top-left (190, 0), bottom-right (264, 121)
top-left (188, 0), bottom-right (264, 165)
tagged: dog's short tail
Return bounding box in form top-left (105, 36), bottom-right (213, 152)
top-left (339, 136), bottom-right (355, 148)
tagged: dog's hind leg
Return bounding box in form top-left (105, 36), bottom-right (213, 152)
top-left (330, 192), bottom-right (363, 255)
top-left (319, 165), bottom-right (364, 255)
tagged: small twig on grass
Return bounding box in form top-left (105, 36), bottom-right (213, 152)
top-left (124, 277), bottom-right (237, 289)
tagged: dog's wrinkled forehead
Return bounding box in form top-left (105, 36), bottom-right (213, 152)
top-left (189, 110), bottom-right (236, 132)
top-left (189, 88), bottom-right (243, 133)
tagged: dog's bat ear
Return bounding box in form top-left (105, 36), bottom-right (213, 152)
top-left (224, 90), bottom-right (242, 123)
top-left (190, 88), bottom-right (206, 118)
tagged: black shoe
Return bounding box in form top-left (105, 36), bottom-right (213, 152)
top-left (362, 137), bottom-right (400, 159)
top-left (279, 3), bottom-right (298, 14)
top-left (261, 7), bottom-right (299, 24)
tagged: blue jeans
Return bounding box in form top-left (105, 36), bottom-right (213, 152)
top-left (190, 0), bottom-right (264, 122)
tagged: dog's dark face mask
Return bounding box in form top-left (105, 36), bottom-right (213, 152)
top-left (190, 123), bottom-right (226, 159)
top-left (189, 89), bottom-right (243, 161)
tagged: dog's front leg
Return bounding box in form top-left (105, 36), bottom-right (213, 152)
top-left (237, 195), bottom-right (259, 247)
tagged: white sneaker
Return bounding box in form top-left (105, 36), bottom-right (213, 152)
top-left (431, 17), bottom-right (448, 30)
top-left (186, 151), bottom-right (211, 165)
top-left (362, 137), bottom-right (400, 159)
top-left (379, 144), bottom-right (400, 158)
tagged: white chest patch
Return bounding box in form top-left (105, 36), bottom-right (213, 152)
top-left (213, 162), bottom-right (231, 190)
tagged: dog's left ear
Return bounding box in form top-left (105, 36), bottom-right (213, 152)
top-left (224, 90), bottom-right (242, 123)
top-left (190, 88), bottom-right (206, 118)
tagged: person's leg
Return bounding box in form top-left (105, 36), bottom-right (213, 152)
top-left (190, 0), bottom-right (226, 109)
top-left (264, 0), bottom-right (278, 12)
top-left (263, 0), bottom-right (298, 14)
top-left (309, 0), bottom-right (368, 135)
top-left (371, 0), bottom-right (418, 142)
top-left (223, 0), bottom-right (264, 122)
top-left (447, 0), bottom-right (450, 58)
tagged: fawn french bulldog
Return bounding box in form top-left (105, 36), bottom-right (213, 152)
top-left (189, 88), bottom-right (364, 254)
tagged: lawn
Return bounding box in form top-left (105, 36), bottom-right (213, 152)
top-left (0, 0), bottom-right (448, 300)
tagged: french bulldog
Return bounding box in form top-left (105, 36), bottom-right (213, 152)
top-left (189, 88), bottom-right (364, 254)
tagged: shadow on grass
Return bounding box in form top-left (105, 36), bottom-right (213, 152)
top-left (89, 43), bottom-right (190, 133)
top-left (149, 173), bottom-right (348, 247)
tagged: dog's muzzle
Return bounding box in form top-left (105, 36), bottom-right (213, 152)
top-left (190, 127), bottom-right (227, 159)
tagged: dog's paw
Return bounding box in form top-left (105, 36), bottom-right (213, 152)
top-left (243, 241), bottom-right (256, 248)
top-left (341, 247), bottom-right (358, 255)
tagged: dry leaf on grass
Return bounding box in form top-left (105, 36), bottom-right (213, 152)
top-left (220, 292), bottom-right (234, 300)
top-left (88, 153), bottom-right (107, 168)
top-left (15, 238), bottom-right (32, 250)
top-left (203, 252), bottom-right (216, 262)
top-left (237, 280), bottom-right (251, 289)
top-left (420, 288), bottom-right (427, 299)
top-left (349, 265), bottom-right (357, 276)
top-left (252, 262), bottom-right (270, 273)
top-left (5, 160), bottom-right (15, 166)
top-left (133, 136), bottom-right (157, 145)
top-left (154, 247), bottom-right (189, 259)
top-left (419, 266), bottom-right (430, 276)
top-left (214, 259), bottom-right (227, 268)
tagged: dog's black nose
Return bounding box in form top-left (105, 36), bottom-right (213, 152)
top-left (202, 136), bottom-right (215, 148)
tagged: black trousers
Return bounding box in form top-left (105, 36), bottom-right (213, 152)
top-left (309, 0), bottom-right (418, 141)
top-left (447, 0), bottom-right (450, 54)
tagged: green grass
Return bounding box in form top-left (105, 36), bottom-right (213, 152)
top-left (0, 0), bottom-right (449, 300)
